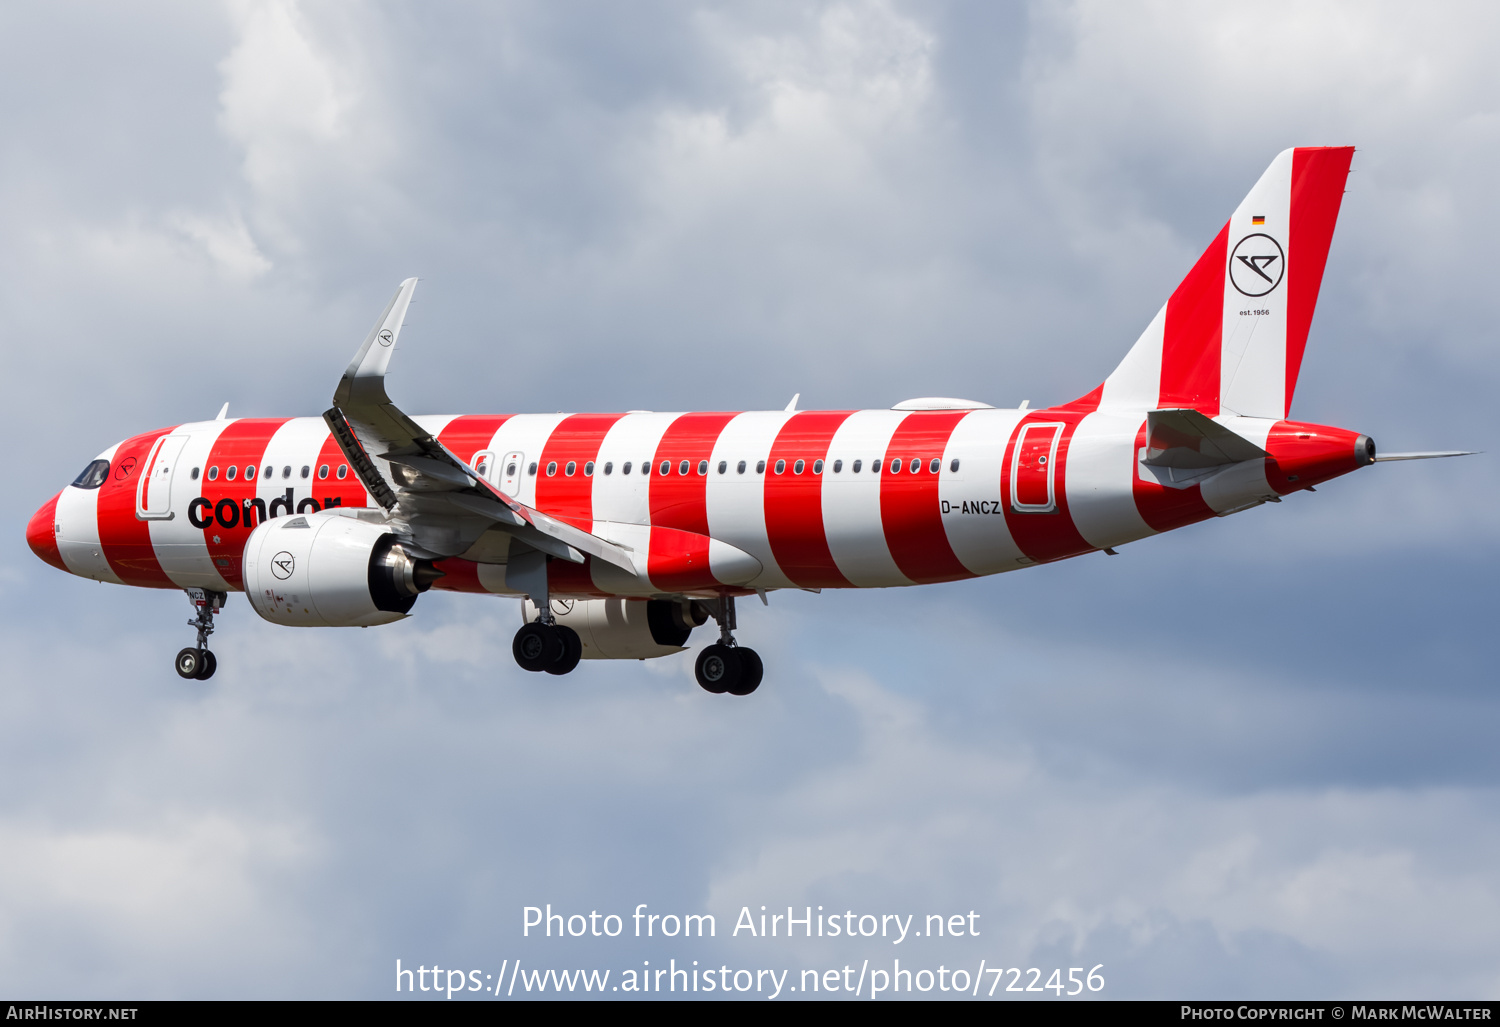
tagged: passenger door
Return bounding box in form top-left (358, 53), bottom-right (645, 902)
top-left (1010, 423), bottom-right (1062, 513)
top-left (136, 434), bottom-right (190, 520)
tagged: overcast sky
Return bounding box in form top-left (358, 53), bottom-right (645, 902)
top-left (2, 0), bottom-right (1498, 1000)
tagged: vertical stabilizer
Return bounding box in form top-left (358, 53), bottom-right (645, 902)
top-left (1094, 147), bottom-right (1354, 419)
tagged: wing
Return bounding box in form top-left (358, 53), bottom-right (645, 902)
top-left (322, 279), bottom-right (637, 574)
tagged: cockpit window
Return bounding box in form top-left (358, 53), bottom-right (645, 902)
top-left (71, 459), bottom-right (110, 490)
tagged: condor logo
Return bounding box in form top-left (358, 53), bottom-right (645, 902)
top-left (1229, 233), bottom-right (1285, 297)
top-left (271, 551), bottom-right (295, 579)
top-left (188, 490), bottom-right (344, 529)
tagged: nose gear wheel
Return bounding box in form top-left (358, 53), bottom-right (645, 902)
top-left (176, 589), bottom-right (225, 681)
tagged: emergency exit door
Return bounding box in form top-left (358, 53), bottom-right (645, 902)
top-left (498, 452), bottom-right (525, 496)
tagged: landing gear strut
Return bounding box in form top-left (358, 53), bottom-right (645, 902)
top-left (507, 549), bottom-right (582, 675)
top-left (695, 596), bottom-right (763, 696)
top-left (176, 588), bottom-right (225, 681)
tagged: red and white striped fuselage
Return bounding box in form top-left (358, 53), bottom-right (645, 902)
top-left (29, 405), bottom-right (1368, 599)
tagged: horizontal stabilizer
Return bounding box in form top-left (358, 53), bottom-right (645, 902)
top-left (1144, 408), bottom-right (1268, 469)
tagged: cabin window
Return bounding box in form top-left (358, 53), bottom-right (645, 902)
top-left (546, 462), bottom-right (558, 476)
top-left (527, 462), bottom-right (537, 475)
top-left (679, 460), bottom-right (689, 476)
top-left (207, 466), bottom-right (219, 481)
top-left (72, 459), bottom-right (111, 489)
top-left (756, 460), bottom-right (765, 474)
top-left (318, 465), bottom-right (329, 480)
top-left (246, 465), bottom-right (257, 480)
top-left (774, 459), bottom-right (786, 474)
top-left (300, 465), bottom-right (310, 479)
top-left (871, 459), bottom-right (880, 474)
top-left (660, 460), bottom-right (671, 476)
top-left (190, 467), bottom-right (200, 481)
top-left (337, 465), bottom-right (349, 479)
top-left (506, 462), bottom-right (518, 477)
top-left (910, 458), bottom-right (921, 474)
top-left (832, 459), bottom-right (842, 473)
top-left (282, 466), bottom-right (292, 479)
top-left (814, 459), bottom-right (824, 474)
top-left (930, 457), bottom-right (941, 474)
top-left (737, 460), bottom-right (747, 474)
top-left (698, 460), bottom-right (708, 475)
top-left (891, 458), bottom-right (902, 474)
top-left (950, 458), bottom-right (960, 472)
top-left (793, 459), bottom-right (804, 474)
top-left (718, 460), bottom-right (727, 474)
top-left (643, 461), bottom-right (651, 476)
top-left (851, 459), bottom-right (861, 473)
top-left (621, 462), bottom-right (632, 475)
top-left (226, 465), bottom-right (237, 481)
top-left (584, 461), bottom-right (595, 476)
top-left (603, 462), bottom-right (613, 475)
top-left (565, 461), bottom-right (576, 476)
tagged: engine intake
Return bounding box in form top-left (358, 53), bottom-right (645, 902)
top-left (244, 511), bottom-right (441, 627)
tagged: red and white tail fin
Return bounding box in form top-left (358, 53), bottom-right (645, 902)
top-left (1095, 146), bottom-right (1354, 419)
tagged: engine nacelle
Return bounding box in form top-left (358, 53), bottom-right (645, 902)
top-left (244, 510), bottom-right (440, 627)
top-left (523, 597), bottom-right (710, 660)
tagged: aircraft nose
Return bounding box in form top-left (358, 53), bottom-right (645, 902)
top-left (26, 492), bottom-right (68, 572)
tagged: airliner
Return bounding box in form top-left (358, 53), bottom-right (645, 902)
top-left (26, 147), bottom-right (1470, 694)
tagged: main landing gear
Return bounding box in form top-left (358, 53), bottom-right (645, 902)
top-left (508, 549), bottom-right (582, 676)
top-left (176, 588), bottom-right (225, 681)
top-left (512, 619), bottom-right (582, 675)
top-left (695, 596), bottom-right (763, 696)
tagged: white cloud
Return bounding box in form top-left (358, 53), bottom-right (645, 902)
top-left (0, 814), bottom-right (319, 992)
top-left (168, 209), bottom-right (273, 280)
top-left (219, 0), bottom-right (354, 189)
top-left (216, 0), bottom-right (391, 256)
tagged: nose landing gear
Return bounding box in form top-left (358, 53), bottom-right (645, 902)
top-left (694, 596), bottom-right (763, 696)
top-left (176, 588), bottom-right (225, 681)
